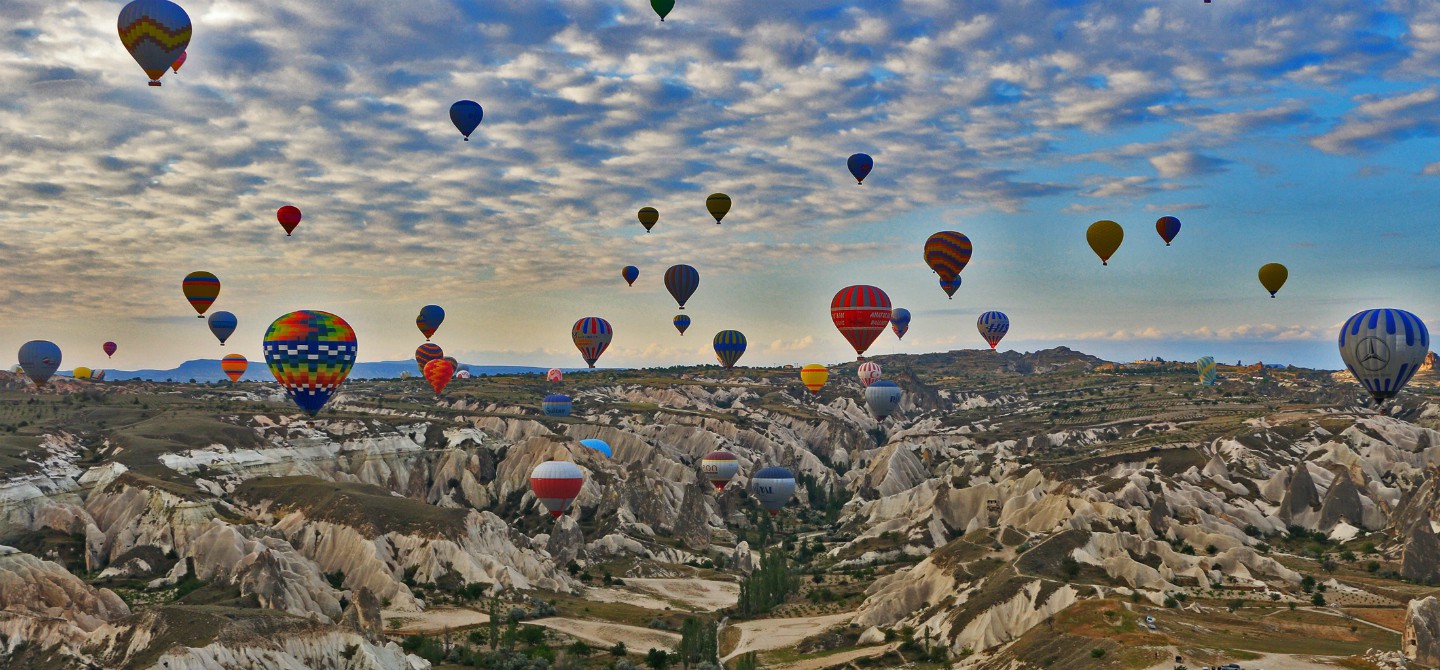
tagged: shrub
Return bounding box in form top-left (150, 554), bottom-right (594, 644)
top-left (1091, 648), bottom-right (1106, 658)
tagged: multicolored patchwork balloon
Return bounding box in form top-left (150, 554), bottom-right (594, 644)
top-left (713, 330), bottom-right (746, 369)
top-left (572, 317), bottom-right (613, 368)
top-left (117, 0), bottom-right (191, 87)
top-left (262, 310), bottom-right (357, 417)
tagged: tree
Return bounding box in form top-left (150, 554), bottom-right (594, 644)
top-left (1311, 593), bottom-right (1326, 607)
top-left (1061, 557), bottom-right (1081, 579)
top-left (569, 640), bottom-right (591, 657)
top-left (488, 598), bottom-right (500, 650)
top-left (646, 648), bottom-right (671, 670)
top-left (611, 641), bottom-right (629, 657)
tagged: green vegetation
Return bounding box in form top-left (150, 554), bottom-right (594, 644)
top-left (736, 547), bottom-right (800, 617)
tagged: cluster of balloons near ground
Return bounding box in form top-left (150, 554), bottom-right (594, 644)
top-left (524, 450), bottom-right (797, 520)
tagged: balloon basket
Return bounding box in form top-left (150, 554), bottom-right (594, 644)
top-left (148, 81), bottom-right (161, 87)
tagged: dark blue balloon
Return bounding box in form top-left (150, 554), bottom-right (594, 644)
top-left (450, 100), bottom-right (484, 140)
top-left (208, 311), bottom-right (237, 345)
top-left (847, 153), bottom-right (873, 184)
top-left (622, 265), bottom-right (639, 286)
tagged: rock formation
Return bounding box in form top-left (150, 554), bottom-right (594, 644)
top-left (1405, 596), bottom-right (1440, 666)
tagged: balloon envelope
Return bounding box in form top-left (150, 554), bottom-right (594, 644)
top-left (865, 380), bottom-right (902, 420)
top-left (652, 0), bottom-right (674, 20)
top-left (530, 460), bottom-right (583, 518)
top-left (638, 207), bottom-right (659, 232)
top-left (1338, 309), bottom-right (1429, 406)
top-left (208, 311), bottom-right (237, 345)
top-left (751, 466), bottom-right (796, 516)
top-left (415, 343), bottom-right (443, 373)
top-left (1258, 263), bottom-right (1288, 297)
top-left (117, 0), bottom-right (191, 86)
top-left (890, 308), bottom-right (911, 340)
top-left (858, 361), bottom-right (881, 387)
top-left (423, 358), bottom-right (455, 395)
top-left (1087, 220), bottom-right (1124, 265)
top-left (221, 354), bottom-right (248, 382)
top-left (547, 368), bottom-right (563, 383)
top-left (847, 153), bottom-right (873, 184)
top-left (580, 438), bottom-right (612, 458)
top-left (170, 49), bottom-right (186, 73)
top-left (800, 364), bottom-right (829, 394)
top-left (622, 266), bottom-right (639, 286)
top-left (450, 100), bottom-right (484, 140)
top-left (277, 206), bottom-right (302, 236)
top-left (103, 342), bottom-right (117, 358)
top-left (572, 317), bottom-right (613, 368)
top-left (1156, 216), bottom-right (1181, 246)
top-left (977, 311), bottom-right (1009, 349)
top-left (1196, 356), bottom-right (1217, 386)
top-left (542, 394), bottom-right (572, 417)
top-left (939, 277), bottom-right (961, 299)
top-left (702, 450), bottom-right (739, 491)
top-left (182, 271), bottom-right (220, 317)
top-left (416, 305), bottom-right (445, 340)
top-left (18, 341), bottom-right (61, 387)
top-left (831, 285), bottom-right (892, 359)
top-left (706, 193), bottom-right (731, 223)
top-left (73, 367), bottom-right (92, 380)
top-left (262, 311), bottom-right (357, 417)
top-left (665, 265), bottom-right (700, 310)
top-left (924, 232), bottom-right (973, 281)
top-left (673, 314), bottom-right (690, 335)
top-left (713, 330), bottom-right (746, 369)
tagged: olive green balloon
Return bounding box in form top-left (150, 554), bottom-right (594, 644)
top-left (706, 193), bottom-right (731, 224)
top-left (652, 0), bottom-right (674, 20)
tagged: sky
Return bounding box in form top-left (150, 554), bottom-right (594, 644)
top-left (2, 0), bottom-right (1440, 372)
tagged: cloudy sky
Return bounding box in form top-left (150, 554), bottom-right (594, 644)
top-left (3, 0), bottom-right (1438, 371)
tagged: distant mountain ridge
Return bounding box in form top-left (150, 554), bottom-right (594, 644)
top-left (77, 360), bottom-right (576, 383)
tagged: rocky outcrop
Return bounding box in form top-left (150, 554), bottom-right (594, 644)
top-left (546, 515), bottom-right (584, 567)
top-left (732, 541), bottom-right (753, 574)
top-left (1277, 464), bottom-right (1320, 527)
top-left (672, 476), bottom-right (713, 550)
top-left (1402, 520), bottom-right (1440, 584)
top-left (1318, 470), bottom-right (1366, 530)
top-left (1406, 597), bottom-right (1440, 666)
top-left (0, 546), bottom-right (129, 631)
top-left (340, 587), bottom-right (386, 643)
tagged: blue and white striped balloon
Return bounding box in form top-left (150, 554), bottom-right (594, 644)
top-left (977, 311), bottom-right (1010, 349)
top-left (1338, 308), bottom-right (1429, 406)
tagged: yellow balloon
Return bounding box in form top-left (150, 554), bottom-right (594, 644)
top-left (799, 364), bottom-right (829, 394)
top-left (1258, 263), bottom-right (1288, 297)
top-left (73, 367), bottom-right (92, 379)
top-left (1087, 220), bottom-right (1124, 266)
top-left (706, 193), bottom-right (731, 224)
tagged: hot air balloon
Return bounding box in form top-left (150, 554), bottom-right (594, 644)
top-left (858, 361), bottom-right (881, 387)
top-left (277, 206), bottom-right (302, 236)
top-left (454, 370), bottom-right (472, 380)
top-left (652, 0), bottom-right (674, 20)
top-left (415, 343), bottom-right (443, 373)
top-left (977, 311), bottom-right (1009, 350)
top-left (799, 364), bottom-right (828, 395)
top-left (1338, 309), bottom-right (1430, 409)
top-left (547, 368), bottom-right (564, 383)
top-left (1087, 220), bottom-right (1123, 266)
top-left (442, 357), bottom-right (459, 374)
top-left (706, 193), bottom-right (731, 224)
top-left (530, 460), bottom-right (583, 518)
top-left (638, 207), bottom-right (659, 233)
top-left (423, 358), bottom-right (455, 395)
top-left (665, 265), bottom-right (699, 310)
top-left (702, 451), bottom-right (739, 491)
top-left (263, 311), bottom-right (357, 417)
top-left (450, 100), bottom-right (483, 141)
top-left (18, 341), bottom-right (61, 387)
top-left (72, 367), bottom-right (92, 380)
top-left (1196, 356), bottom-right (1217, 386)
top-left (713, 330), bottom-right (746, 369)
top-left (622, 266), bottom-right (639, 286)
top-left (542, 394), bottom-right (572, 417)
top-left (103, 342), bottom-right (117, 358)
top-left (208, 311), bottom-right (237, 345)
top-left (865, 380), bottom-right (902, 420)
top-left (170, 49), bottom-right (186, 73)
top-left (890, 308), bottom-right (911, 340)
top-left (1258, 263), bottom-right (1288, 298)
top-left (831, 285), bottom-right (892, 360)
top-left (673, 314), bottom-right (690, 336)
top-left (416, 305), bottom-right (445, 340)
top-left (117, 0), bottom-right (191, 87)
top-left (1156, 216), bottom-right (1181, 246)
top-left (924, 232), bottom-right (973, 283)
top-left (572, 317), bottom-right (613, 368)
top-left (847, 153), bottom-right (873, 184)
top-left (221, 353), bottom-right (248, 382)
top-left (751, 466), bottom-right (796, 516)
top-left (580, 438), bottom-right (612, 458)
top-left (939, 277), bottom-right (961, 299)
top-left (182, 271), bottom-right (220, 318)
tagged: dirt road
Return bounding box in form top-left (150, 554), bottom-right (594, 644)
top-left (722, 612), bottom-right (855, 661)
top-left (531, 617), bottom-right (681, 652)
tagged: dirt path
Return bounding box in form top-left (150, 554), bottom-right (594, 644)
top-left (624, 578), bottom-right (739, 611)
top-left (722, 612), bottom-right (855, 661)
top-left (381, 607), bottom-right (490, 635)
top-left (1140, 652), bottom-right (1349, 670)
top-left (771, 644), bottom-right (894, 670)
top-left (531, 617), bottom-right (681, 652)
